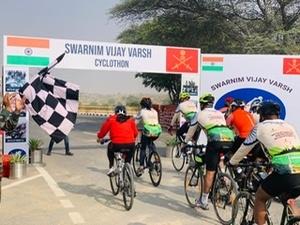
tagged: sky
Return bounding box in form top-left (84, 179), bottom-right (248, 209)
top-left (0, 0), bottom-right (158, 94)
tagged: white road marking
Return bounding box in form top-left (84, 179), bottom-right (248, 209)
top-left (36, 166), bottom-right (66, 197)
top-left (36, 167), bottom-right (85, 224)
top-left (60, 199), bottom-right (74, 208)
top-left (69, 212), bottom-right (86, 224)
top-left (2, 174), bottom-right (42, 190)
top-left (83, 131), bottom-right (95, 136)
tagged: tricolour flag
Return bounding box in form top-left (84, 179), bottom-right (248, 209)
top-left (166, 48), bottom-right (199, 73)
top-left (19, 74), bottom-right (79, 143)
top-left (202, 56), bottom-right (224, 72)
top-left (283, 58), bottom-right (300, 75)
top-left (5, 36), bottom-right (50, 67)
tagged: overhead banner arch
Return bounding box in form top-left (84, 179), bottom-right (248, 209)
top-left (2, 35), bottom-right (201, 157)
top-left (3, 35), bottom-right (200, 74)
top-left (200, 54), bottom-right (300, 133)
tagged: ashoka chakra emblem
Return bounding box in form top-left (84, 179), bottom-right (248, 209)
top-left (24, 48), bottom-right (33, 55)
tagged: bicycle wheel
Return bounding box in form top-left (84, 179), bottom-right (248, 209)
top-left (184, 165), bottom-right (203, 208)
top-left (109, 172), bottom-right (120, 196)
top-left (148, 151), bottom-right (162, 187)
top-left (212, 172), bottom-right (238, 225)
top-left (171, 143), bottom-right (185, 172)
top-left (109, 157), bottom-right (120, 195)
top-left (132, 144), bottom-right (142, 177)
top-left (232, 191), bottom-right (254, 225)
top-left (122, 163), bottom-right (134, 210)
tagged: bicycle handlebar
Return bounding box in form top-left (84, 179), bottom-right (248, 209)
top-left (100, 138), bottom-right (110, 145)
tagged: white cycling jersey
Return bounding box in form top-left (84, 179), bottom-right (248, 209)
top-left (198, 108), bottom-right (227, 130)
top-left (135, 108), bottom-right (159, 125)
top-left (170, 100), bottom-right (197, 126)
top-left (230, 119), bottom-right (300, 173)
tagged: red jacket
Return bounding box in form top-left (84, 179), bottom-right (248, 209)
top-left (97, 115), bottom-right (138, 144)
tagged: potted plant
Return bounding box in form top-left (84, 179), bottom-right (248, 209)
top-left (28, 138), bottom-right (44, 165)
top-left (9, 152), bottom-right (27, 179)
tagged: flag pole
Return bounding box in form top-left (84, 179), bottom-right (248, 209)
top-left (38, 53), bottom-right (65, 76)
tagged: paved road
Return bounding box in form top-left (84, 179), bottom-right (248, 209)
top-left (0, 116), bottom-right (284, 225)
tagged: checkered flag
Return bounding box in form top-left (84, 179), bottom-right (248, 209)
top-left (19, 74), bottom-right (79, 143)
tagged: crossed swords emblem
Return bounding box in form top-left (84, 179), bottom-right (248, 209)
top-left (171, 50), bottom-right (193, 71)
top-left (286, 59), bottom-right (300, 73)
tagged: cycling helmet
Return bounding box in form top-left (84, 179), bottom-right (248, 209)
top-left (258, 101), bottom-right (280, 116)
top-left (179, 92), bottom-right (190, 101)
top-left (199, 93), bottom-right (215, 104)
top-left (250, 97), bottom-right (263, 112)
top-left (114, 105), bottom-right (127, 115)
top-left (140, 97), bottom-right (152, 109)
top-left (225, 96), bottom-right (234, 105)
top-left (231, 99), bottom-right (245, 108)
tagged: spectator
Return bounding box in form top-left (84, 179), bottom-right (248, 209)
top-left (47, 136), bottom-right (73, 156)
top-left (1, 93), bottom-right (24, 132)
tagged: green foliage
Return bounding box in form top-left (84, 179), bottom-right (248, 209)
top-left (126, 95), bottom-right (140, 107)
top-left (10, 152), bottom-right (26, 164)
top-left (110, 0), bottom-right (300, 103)
top-left (89, 101), bottom-right (99, 106)
top-left (28, 138), bottom-right (43, 151)
top-left (165, 137), bottom-right (177, 147)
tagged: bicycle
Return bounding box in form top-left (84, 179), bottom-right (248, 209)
top-left (232, 162), bottom-right (289, 225)
top-left (277, 189), bottom-right (300, 225)
top-left (132, 139), bottom-right (162, 187)
top-left (171, 124), bottom-right (201, 172)
top-left (171, 134), bottom-right (196, 172)
top-left (184, 148), bottom-right (237, 225)
top-left (100, 139), bottom-right (135, 211)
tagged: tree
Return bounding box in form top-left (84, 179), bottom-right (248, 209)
top-left (110, 0), bottom-right (300, 101)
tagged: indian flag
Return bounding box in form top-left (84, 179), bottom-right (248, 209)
top-left (202, 56), bottom-right (224, 72)
top-left (5, 36), bottom-right (50, 67)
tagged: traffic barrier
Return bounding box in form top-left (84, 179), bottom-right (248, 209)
top-left (79, 104), bottom-right (177, 129)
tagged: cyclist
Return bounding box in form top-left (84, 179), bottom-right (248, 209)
top-left (168, 92), bottom-right (198, 144)
top-left (226, 99), bottom-right (255, 153)
top-left (248, 96), bottom-right (263, 124)
top-left (219, 96), bottom-right (234, 119)
top-left (135, 97), bottom-right (162, 174)
top-left (229, 101), bottom-right (300, 225)
top-left (97, 105), bottom-right (138, 176)
top-left (193, 93), bottom-right (235, 210)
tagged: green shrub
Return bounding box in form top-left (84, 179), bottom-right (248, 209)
top-left (10, 152), bottom-right (26, 164)
top-left (28, 138), bottom-right (43, 151)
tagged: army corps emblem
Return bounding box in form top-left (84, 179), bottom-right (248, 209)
top-left (166, 48), bottom-right (199, 73)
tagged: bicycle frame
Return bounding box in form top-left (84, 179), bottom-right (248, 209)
top-left (114, 152), bottom-right (125, 185)
top-left (279, 191), bottom-right (300, 225)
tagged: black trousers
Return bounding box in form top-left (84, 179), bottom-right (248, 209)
top-left (107, 142), bottom-right (135, 168)
top-left (48, 136), bottom-right (70, 153)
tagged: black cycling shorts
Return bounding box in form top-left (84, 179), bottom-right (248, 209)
top-left (205, 141), bottom-right (233, 171)
top-left (261, 172), bottom-right (300, 197)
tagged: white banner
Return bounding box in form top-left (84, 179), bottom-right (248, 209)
top-left (3, 67), bottom-right (29, 159)
top-left (180, 73), bottom-right (201, 126)
top-left (200, 54), bottom-right (300, 133)
top-left (3, 35), bottom-right (200, 74)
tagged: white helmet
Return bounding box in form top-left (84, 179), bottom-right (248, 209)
top-left (250, 96), bottom-right (263, 113)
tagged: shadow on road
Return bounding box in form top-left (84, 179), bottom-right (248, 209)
top-left (86, 166), bottom-right (107, 175)
top-left (135, 191), bottom-right (218, 224)
top-left (58, 182), bottom-right (127, 211)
